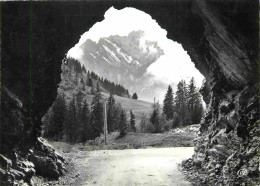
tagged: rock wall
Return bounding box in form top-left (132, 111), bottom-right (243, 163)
top-left (1, 0), bottom-right (258, 185)
top-left (0, 87), bottom-right (66, 185)
top-left (179, 1), bottom-right (259, 185)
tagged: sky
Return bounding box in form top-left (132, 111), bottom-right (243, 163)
top-left (67, 7), bottom-right (204, 103)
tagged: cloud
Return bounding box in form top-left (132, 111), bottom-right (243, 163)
top-left (145, 39), bottom-right (204, 87)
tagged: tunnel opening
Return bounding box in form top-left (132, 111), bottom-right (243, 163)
top-left (41, 6), bottom-right (206, 143)
top-left (66, 6), bottom-right (205, 103)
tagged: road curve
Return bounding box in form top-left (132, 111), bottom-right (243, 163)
top-left (78, 147), bottom-right (193, 186)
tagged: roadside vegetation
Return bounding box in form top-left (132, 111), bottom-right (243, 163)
top-left (42, 57), bottom-right (204, 147)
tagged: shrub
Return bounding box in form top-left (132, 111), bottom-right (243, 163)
top-left (164, 124), bottom-right (170, 131)
top-left (145, 123), bottom-right (155, 133)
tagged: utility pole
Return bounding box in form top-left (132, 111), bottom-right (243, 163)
top-left (103, 99), bottom-right (108, 145)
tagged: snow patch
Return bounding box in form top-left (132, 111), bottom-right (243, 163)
top-left (133, 60), bottom-right (140, 66)
top-left (103, 45), bottom-right (121, 63)
top-left (118, 50), bottom-right (133, 64)
top-left (104, 38), bottom-right (134, 64)
top-left (104, 38), bottom-right (121, 51)
top-left (102, 57), bottom-right (112, 65)
top-left (90, 53), bottom-right (96, 59)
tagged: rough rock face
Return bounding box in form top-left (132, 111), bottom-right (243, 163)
top-left (1, 0), bottom-right (258, 185)
top-left (179, 1), bottom-right (259, 185)
top-left (0, 87), bottom-right (66, 185)
top-left (182, 85), bottom-right (259, 185)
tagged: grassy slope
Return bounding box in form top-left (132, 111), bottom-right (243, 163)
top-left (58, 67), bottom-right (153, 125)
top-left (83, 92), bottom-right (153, 126)
top-left (61, 89), bottom-right (153, 125)
top-left (101, 92), bottom-right (153, 123)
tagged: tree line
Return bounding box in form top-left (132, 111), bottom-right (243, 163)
top-left (42, 92), bottom-right (136, 142)
top-left (139, 77), bottom-right (204, 133)
top-left (64, 57), bottom-right (130, 97)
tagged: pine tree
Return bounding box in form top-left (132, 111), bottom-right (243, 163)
top-left (64, 98), bottom-right (77, 142)
top-left (42, 108), bottom-right (54, 139)
top-left (80, 78), bottom-right (84, 84)
top-left (174, 80), bottom-right (191, 126)
top-left (82, 65), bottom-right (87, 73)
top-left (150, 99), bottom-right (161, 133)
top-left (90, 92), bottom-right (103, 139)
top-left (187, 77), bottom-right (204, 124)
top-left (119, 110), bottom-right (127, 136)
top-left (91, 87), bottom-right (95, 95)
top-left (150, 110), bottom-right (160, 133)
top-left (187, 77), bottom-right (196, 123)
top-left (75, 91), bottom-right (84, 142)
top-left (130, 110), bottom-right (136, 132)
top-left (76, 91), bottom-right (84, 116)
top-left (88, 78), bottom-right (93, 87)
top-left (52, 94), bottom-right (66, 140)
top-left (172, 112), bottom-right (180, 129)
top-left (107, 93), bottom-right (116, 133)
top-left (81, 100), bottom-right (90, 141)
top-left (113, 102), bottom-right (123, 131)
top-left (132, 93), bottom-right (138, 100)
top-left (160, 114), bottom-right (168, 131)
top-left (96, 83), bottom-right (100, 92)
top-left (163, 85), bottom-right (174, 120)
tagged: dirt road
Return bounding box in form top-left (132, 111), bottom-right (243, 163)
top-left (66, 147), bottom-right (194, 186)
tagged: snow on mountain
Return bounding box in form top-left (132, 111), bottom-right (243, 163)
top-left (78, 30), bottom-right (164, 100)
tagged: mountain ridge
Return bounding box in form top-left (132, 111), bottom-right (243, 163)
top-left (77, 30), bottom-right (165, 101)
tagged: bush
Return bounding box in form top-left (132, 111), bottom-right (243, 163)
top-left (145, 123), bottom-right (155, 133)
top-left (164, 124), bottom-right (170, 131)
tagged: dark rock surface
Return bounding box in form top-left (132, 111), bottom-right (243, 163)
top-left (29, 139), bottom-right (66, 180)
top-left (182, 86), bottom-right (260, 185)
top-left (1, 0), bottom-right (258, 185)
top-left (0, 87), bottom-right (65, 185)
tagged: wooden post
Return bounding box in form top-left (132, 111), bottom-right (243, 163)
top-left (103, 100), bottom-right (107, 145)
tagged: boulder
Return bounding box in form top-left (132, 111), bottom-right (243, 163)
top-left (193, 152), bottom-right (205, 167)
top-left (29, 154), bottom-right (60, 179)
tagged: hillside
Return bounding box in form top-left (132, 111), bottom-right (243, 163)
top-left (58, 58), bottom-right (129, 96)
top-left (103, 93), bottom-right (153, 125)
top-left (55, 58), bottom-right (153, 126)
top-left (59, 91), bottom-right (153, 126)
